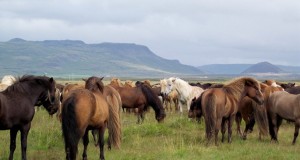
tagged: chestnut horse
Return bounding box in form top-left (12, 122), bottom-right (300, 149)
top-left (110, 79), bottom-right (166, 123)
top-left (0, 75), bottom-right (57, 160)
top-left (61, 76), bottom-right (121, 160)
top-left (236, 84), bottom-right (284, 140)
top-left (267, 91), bottom-right (300, 144)
top-left (202, 77), bottom-right (264, 145)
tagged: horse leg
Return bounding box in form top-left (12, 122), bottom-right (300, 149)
top-left (82, 130), bottom-right (89, 160)
top-left (92, 129), bottom-right (99, 146)
top-left (228, 115), bottom-right (234, 143)
top-left (98, 127), bottom-right (106, 160)
top-left (292, 119), bottom-right (300, 145)
top-left (221, 119), bottom-right (226, 143)
top-left (20, 123), bottom-right (31, 160)
top-left (215, 118), bottom-right (222, 146)
top-left (9, 127), bottom-right (18, 160)
top-left (179, 102), bottom-right (183, 113)
top-left (274, 117), bottom-right (283, 143)
top-left (235, 112), bottom-right (242, 136)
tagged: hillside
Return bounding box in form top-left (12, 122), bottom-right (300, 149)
top-left (198, 62), bottom-right (300, 74)
top-left (0, 38), bottom-right (203, 77)
top-left (241, 61), bottom-right (284, 74)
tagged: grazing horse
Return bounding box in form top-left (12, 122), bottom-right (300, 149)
top-left (267, 91), bottom-right (300, 144)
top-left (164, 77), bottom-right (204, 113)
top-left (110, 80), bottom-right (166, 123)
top-left (61, 76), bottom-right (121, 160)
top-left (0, 75), bottom-right (57, 160)
top-left (201, 77), bottom-right (264, 145)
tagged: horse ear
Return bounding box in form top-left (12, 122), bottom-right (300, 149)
top-left (245, 79), bottom-right (254, 87)
top-left (100, 77), bottom-right (104, 80)
top-left (50, 77), bottom-right (54, 83)
top-left (96, 81), bottom-right (104, 92)
top-left (82, 78), bottom-right (87, 82)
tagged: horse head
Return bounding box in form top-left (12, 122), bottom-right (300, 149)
top-left (165, 77), bottom-right (177, 94)
top-left (37, 77), bottom-right (58, 115)
top-left (188, 96), bottom-right (202, 119)
top-left (85, 76), bottom-right (105, 93)
top-left (245, 79), bottom-right (264, 105)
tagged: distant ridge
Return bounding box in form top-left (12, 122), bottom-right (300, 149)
top-left (198, 62), bottom-right (300, 74)
top-left (0, 38), bottom-right (204, 77)
top-left (241, 61), bottom-right (284, 74)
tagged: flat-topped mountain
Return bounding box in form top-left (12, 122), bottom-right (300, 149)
top-left (0, 38), bottom-right (203, 77)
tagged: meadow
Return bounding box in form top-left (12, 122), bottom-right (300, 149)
top-left (0, 79), bottom-right (300, 160)
top-left (0, 108), bottom-right (300, 160)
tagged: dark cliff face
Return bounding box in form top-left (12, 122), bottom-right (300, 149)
top-left (0, 39), bottom-right (203, 77)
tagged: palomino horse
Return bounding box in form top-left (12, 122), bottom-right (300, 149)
top-left (164, 90), bottom-right (179, 112)
top-left (164, 77), bottom-right (203, 113)
top-left (0, 75), bottom-right (57, 160)
top-left (267, 91), bottom-right (300, 144)
top-left (110, 79), bottom-right (166, 123)
top-left (0, 75), bottom-right (16, 92)
top-left (62, 76), bottom-right (121, 160)
top-left (201, 77), bottom-right (264, 145)
top-left (236, 84), bottom-right (284, 140)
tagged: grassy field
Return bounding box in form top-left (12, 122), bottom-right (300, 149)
top-left (1, 79), bottom-right (300, 160)
top-left (0, 108), bottom-right (300, 160)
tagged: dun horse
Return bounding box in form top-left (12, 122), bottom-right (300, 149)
top-left (0, 75), bottom-right (57, 160)
top-left (267, 91), bottom-right (300, 144)
top-left (61, 76), bottom-right (121, 160)
top-left (202, 77), bottom-right (264, 145)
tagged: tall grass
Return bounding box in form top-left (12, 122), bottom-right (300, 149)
top-left (0, 108), bottom-right (300, 160)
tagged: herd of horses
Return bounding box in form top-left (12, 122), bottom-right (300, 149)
top-left (0, 74), bottom-right (300, 159)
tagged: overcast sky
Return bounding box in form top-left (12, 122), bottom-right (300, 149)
top-left (0, 0), bottom-right (299, 66)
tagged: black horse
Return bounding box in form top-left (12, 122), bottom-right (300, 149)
top-left (0, 75), bottom-right (57, 160)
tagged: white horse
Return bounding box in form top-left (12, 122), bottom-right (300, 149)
top-left (163, 77), bottom-right (204, 113)
top-left (0, 75), bottom-right (16, 92)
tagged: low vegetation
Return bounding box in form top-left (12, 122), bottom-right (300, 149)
top-left (1, 108), bottom-right (300, 160)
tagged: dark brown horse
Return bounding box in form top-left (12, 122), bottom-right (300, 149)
top-left (267, 91), bottom-right (300, 144)
top-left (202, 77), bottom-right (264, 145)
top-left (62, 76), bottom-right (121, 160)
top-left (110, 80), bottom-right (166, 123)
top-left (0, 75), bottom-right (57, 160)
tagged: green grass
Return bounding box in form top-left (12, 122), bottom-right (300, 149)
top-left (1, 108), bottom-right (300, 160)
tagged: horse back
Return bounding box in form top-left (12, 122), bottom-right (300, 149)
top-left (268, 91), bottom-right (300, 120)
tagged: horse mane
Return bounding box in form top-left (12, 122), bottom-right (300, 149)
top-left (4, 75), bottom-right (51, 94)
top-left (223, 77), bottom-right (260, 102)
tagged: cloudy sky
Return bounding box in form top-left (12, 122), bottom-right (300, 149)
top-left (0, 0), bottom-right (299, 67)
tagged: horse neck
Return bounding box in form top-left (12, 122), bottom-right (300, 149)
top-left (174, 79), bottom-right (192, 98)
top-left (8, 81), bottom-right (47, 106)
top-left (223, 81), bottom-right (246, 102)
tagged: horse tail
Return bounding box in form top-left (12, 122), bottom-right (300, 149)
top-left (252, 101), bottom-right (269, 136)
top-left (139, 84), bottom-right (166, 117)
top-left (61, 96), bottom-right (80, 159)
top-left (106, 92), bottom-right (122, 149)
top-left (204, 93), bottom-right (216, 141)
